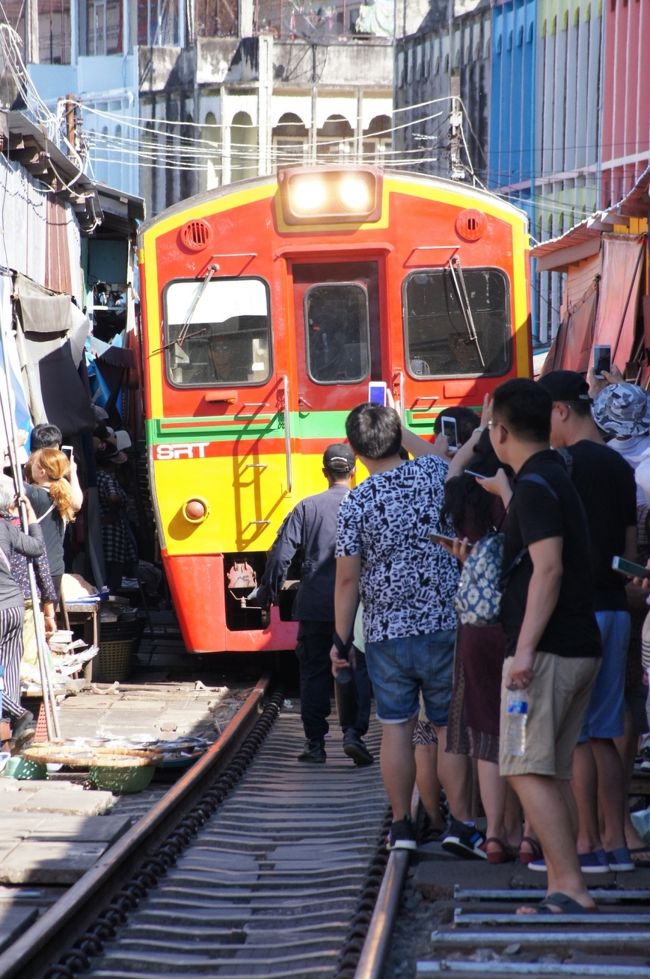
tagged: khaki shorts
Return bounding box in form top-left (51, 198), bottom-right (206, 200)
top-left (499, 652), bottom-right (600, 779)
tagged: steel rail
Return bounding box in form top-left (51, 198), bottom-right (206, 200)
top-left (352, 792), bottom-right (420, 979)
top-left (0, 675), bottom-right (272, 979)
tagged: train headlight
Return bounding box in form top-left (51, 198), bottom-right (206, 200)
top-left (278, 166), bottom-right (382, 225)
top-left (338, 174), bottom-right (374, 213)
top-left (290, 175), bottom-right (327, 215)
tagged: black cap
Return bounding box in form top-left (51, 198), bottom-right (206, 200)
top-left (538, 370), bottom-right (591, 403)
top-left (323, 443), bottom-right (355, 474)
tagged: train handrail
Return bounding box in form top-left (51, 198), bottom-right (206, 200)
top-left (281, 374), bottom-right (292, 492)
top-left (393, 370), bottom-right (406, 421)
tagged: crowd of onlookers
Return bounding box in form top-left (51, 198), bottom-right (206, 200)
top-left (0, 413), bottom-right (152, 751)
top-left (257, 364), bottom-right (650, 917)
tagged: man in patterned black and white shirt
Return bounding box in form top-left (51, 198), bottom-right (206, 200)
top-left (330, 403), bottom-right (475, 851)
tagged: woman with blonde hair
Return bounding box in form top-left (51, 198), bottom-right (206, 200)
top-left (25, 447), bottom-right (81, 599)
top-left (0, 475), bottom-right (45, 746)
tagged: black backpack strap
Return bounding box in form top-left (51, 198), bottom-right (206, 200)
top-left (554, 446), bottom-right (574, 476)
top-left (519, 472), bottom-right (559, 500)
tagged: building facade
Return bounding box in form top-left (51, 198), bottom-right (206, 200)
top-left (2, 0), bottom-right (426, 217)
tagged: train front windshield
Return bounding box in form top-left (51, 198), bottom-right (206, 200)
top-left (404, 268), bottom-right (511, 378)
top-left (163, 277), bottom-right (272, 387)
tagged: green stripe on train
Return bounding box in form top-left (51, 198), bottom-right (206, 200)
top-left (145, 408), bottom-right (463, 444)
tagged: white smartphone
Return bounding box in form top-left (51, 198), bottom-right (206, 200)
top-left (61, 445), bottom-right (73, 459)
top-left (612, 555), bottom-right (650, 579)
top-left (593, 344), bottom-right (611, 378)
top-left (368, 381), bottom-right (388, 406)
top-left (441, 416), bottom-right (458, 448)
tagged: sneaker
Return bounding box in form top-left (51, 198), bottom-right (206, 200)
top-left (441, 818), bottom-right (487, 860)
top-left (607, 846), bottom-right (635, 872)
top-left (297, 739), bottom-right (326, 764)
top-left (11, 711), bottom-right (36, 746)
top-left (527, 857), bottom-right (547, 872)
top-left (579, 849), bottom-right (610, 873)
top-left (343, 731), bottom-right (373, 767)
top-left (387, 816), bottom-right (417, 851)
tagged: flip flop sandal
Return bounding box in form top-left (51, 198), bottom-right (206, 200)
top-left (520, 891), bottom-right (598, 915)
top-left (629, 846), bottom-right (650, 868)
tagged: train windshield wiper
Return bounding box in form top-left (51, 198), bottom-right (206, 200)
top-left (176, 265), bottom-right (218, 348)
top-left (447, 256), bottom-right (486, 369)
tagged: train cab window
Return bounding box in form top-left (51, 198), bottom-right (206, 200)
top-left (404, 268), bottom-right (511, 378)
top-left (305, 284), bottom-right (370, 384)
top-left (163, 277), bottom-right (271, 386)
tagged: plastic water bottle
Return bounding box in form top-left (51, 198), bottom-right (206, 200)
top-left (505, 691), bottom-right (528, 756)
top-left (335, 664), bottom-right (352, 685)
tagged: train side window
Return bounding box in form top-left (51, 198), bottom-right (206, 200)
top-left (163, 277), bottom-right (272, 387)
top-left (403, 268), bottom-right (511, 378)
top-left (305, 284), bottom-right (370, 384)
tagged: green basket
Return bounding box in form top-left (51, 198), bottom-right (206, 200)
top-left (94, 639), bottom-right (137, 683)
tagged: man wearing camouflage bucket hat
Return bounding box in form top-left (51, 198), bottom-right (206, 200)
top-left (592, 382), bottom-right (650, 506)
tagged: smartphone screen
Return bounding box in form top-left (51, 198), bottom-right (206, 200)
top-left (441, 416), bottom-right (458, 448)
top-left (612, 556), bottom-right (650, 579)
top-left (593, 345), bottom-right (611, 377)
top-left (368, 382), bottom-right (387, 406)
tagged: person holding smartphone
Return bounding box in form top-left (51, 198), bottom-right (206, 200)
top-left (538, 370), bottom-right (637, 874)
top-left (483, 378), bottom-right (602, 914)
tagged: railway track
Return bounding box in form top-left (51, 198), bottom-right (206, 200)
top-left (4, 667), bottom-right (649, 979)
top-left (0, 676), bottom-right (392, 979)
top-left (414, 881), bottom-right (650, 978)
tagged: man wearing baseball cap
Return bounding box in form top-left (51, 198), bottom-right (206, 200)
top-left (250, 443), bottom-right (373, 766)
top-left (537, 369), bottom-right (636, 874)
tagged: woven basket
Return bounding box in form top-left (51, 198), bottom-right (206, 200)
top-left (94, 639), bottom-right (137, 683)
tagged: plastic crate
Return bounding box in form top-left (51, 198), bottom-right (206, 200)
top-left (94, 639), bottom-right (137, 683)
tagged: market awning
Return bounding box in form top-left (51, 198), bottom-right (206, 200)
top-left (531, 163), bottom-right (650, 272)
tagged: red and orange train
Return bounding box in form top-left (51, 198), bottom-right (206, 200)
top-left (137, 165), bottom-right (531, 654)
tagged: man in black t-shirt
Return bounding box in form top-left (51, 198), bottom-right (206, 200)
top-left (484, 378), bottom-right (601, 915)
top-left (539, 370), bottom-right (636, 874)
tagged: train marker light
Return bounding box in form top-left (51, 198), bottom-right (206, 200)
top-left (278, 166), bottom-right (382, 225)
top-left (183, 498), bottom-right (209, 523)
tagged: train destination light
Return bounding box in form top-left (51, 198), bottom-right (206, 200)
top-left (278, 165), bottom-right (382, 224)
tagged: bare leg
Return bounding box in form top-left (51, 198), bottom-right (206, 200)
top-left (435, 725), bottom-right (472, 821)
top-left (380, 718), bottom-right (417, 818)
top-left (415, 741), bottom-right (445, 829)
top-left (477, 759), bottom-right (510, 847)
top-left (509, 773), bottom-right (595, 912)
top-left (572, 742), bottom-right (602, 854)
top-left (615, 709), bottom-right (645, 848)
top-left (591, 737), bottom-right (627, 852)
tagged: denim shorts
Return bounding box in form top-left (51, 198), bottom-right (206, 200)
top-left (364, 629), bottom-right (456, 725)
top-left (579, 609), bottom-right (630, 741)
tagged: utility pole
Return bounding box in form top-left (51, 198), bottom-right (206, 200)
top-left (26, 0), bottom-right (39, 63)
top-left (309, 43), bottom-right (318, 164)
top-left (449, 96), bottom-right (465, 180)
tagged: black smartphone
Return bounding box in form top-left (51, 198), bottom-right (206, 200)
top-left (441, 416), bottom-right (458, 448)
top-left (611, 556), bottom-right (650, 579)
top-left (464, 469), bottom-right (485, 479)
top-left (593, 344), bottom-right (611, 378)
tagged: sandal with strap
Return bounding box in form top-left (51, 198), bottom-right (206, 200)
top-left (482, 836), bottom-right (517, 865)
top-left (518, 835), bottom-right (543, 865)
